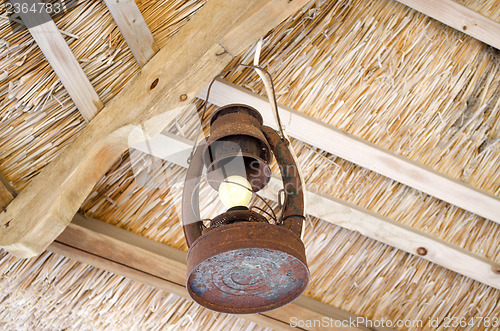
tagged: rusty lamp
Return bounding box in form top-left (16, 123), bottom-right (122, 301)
top-left (182, 67), bottom-right (308, 314)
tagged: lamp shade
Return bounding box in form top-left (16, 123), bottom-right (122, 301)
top-left (203, 104), bottom-right (272, 192)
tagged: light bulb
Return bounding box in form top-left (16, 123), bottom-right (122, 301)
top-left (218, 175), bottom-right (252, 209)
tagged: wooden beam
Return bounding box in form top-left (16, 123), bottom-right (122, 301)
top-left (48, 215), bottom-right (381, 331)
top-left (0, 0), bottom-right (311, 258)
top-left (11, 0), bottom-right (103, 121)
top-left (132, 133), bottom-right (500, 290)
top-left (394, 0), bottom-right (500, 50)
top-left (104, 0), bottom-right (158, 67)
top-left (197, 79), bottom-right (500, 224)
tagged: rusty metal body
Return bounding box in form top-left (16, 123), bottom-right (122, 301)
top-left (186, 222), bottom-right (308, 313)
top-left (207, 207), bottom-right (268, 230)
top-left (203, 104), bottom-right (272, 192)
top-left (182, 104), bottom-right (308, 314)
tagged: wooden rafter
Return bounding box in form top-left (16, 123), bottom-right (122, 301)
top-left (394, 0), bottom-right (500, 50)
top-left (104, 0), bottom-right (158, 67)
top-left (11, 0), bottom-right (103, 121)
top-left (133, 133), bottom-right (500, 290)
top-left (198, 79), bottom-right (500, 224)
top-left (0, 0), bottom-right (312, 257)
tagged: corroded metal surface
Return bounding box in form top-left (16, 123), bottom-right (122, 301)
top-left (186, 222), bottom-right (309, 313)
top-left (182, 143), bottom-right (205, 247)
top-left (207, 207), bottom-right (268, 231)
top-left (262, 126), bottom-right (304, 236)
top-left (183, 105), bottom-right (308, 313)
top-left (204, 104), bottom-right (272, 191)
top-left (209, 103), bottom-right (264, 126)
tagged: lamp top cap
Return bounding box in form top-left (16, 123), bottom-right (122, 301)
top-left (209, 104), bottom-right (263, 127)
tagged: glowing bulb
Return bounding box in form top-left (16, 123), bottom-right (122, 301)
top-left (218, 175), bottom-right (252, 209)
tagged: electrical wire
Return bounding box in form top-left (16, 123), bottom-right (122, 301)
top-left (249, 206), bottom-right (277, 224)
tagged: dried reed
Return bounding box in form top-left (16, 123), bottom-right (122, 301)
top-left (0, 249), bottom-right (268, 331)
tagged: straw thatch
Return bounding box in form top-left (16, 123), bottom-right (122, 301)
top-left (0, 250), bottom-right (269, 331)
top-left (1, 0), bottom-right (500, 329)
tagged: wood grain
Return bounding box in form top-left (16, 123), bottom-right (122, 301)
top-left (1, 175), bottom-right (369, 329)
top-left (1, 174), bottom-right (371, 329)
top-left (104, 0), bottom-right (158, 67)
top-left (0, 0), bottom-right (311, 257)
top-left (197, 79), bottom-right (500, 224)
top-left (11, 0), bottom-right (103, 121)
top-left (0, 174), bottom-right (372, 330)
top-left (395, 0), bottom-right (500, 50)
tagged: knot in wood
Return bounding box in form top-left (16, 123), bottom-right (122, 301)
top-left (416, 247), bottom-right (427, 256)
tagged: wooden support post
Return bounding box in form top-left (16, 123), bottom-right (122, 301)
top-left (197, 79), bottom-right (500, 224)
top-left (11, 0), bottom-right (103, 121)
top-left (104, 0), bottom-right (158, 67)
top-left (0, 0), bottom-right (312, 257)
top-left (394, 0), bottom-right (500, 50)
top-left (132, 132), bottom-right (500, 290)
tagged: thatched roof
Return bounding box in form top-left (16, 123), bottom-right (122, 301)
top-left (1, 0), bottom-right (499, 329)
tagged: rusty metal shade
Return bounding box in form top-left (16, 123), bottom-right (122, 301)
top-left (203, 104), bottom-right (272, 192)
top-left (183, 103), bottom-right (308, 314)
top-left (186, 222), bottom-right (309, 314)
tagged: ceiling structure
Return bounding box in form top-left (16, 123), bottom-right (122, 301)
top-left (1, 0), bottom-right (500, 329)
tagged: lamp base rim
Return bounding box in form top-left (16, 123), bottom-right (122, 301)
top-left (186, 222), bottom-right (309, 314)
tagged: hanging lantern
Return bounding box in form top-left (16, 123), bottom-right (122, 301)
top-left (182, 66), bottom-right (308, 314)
